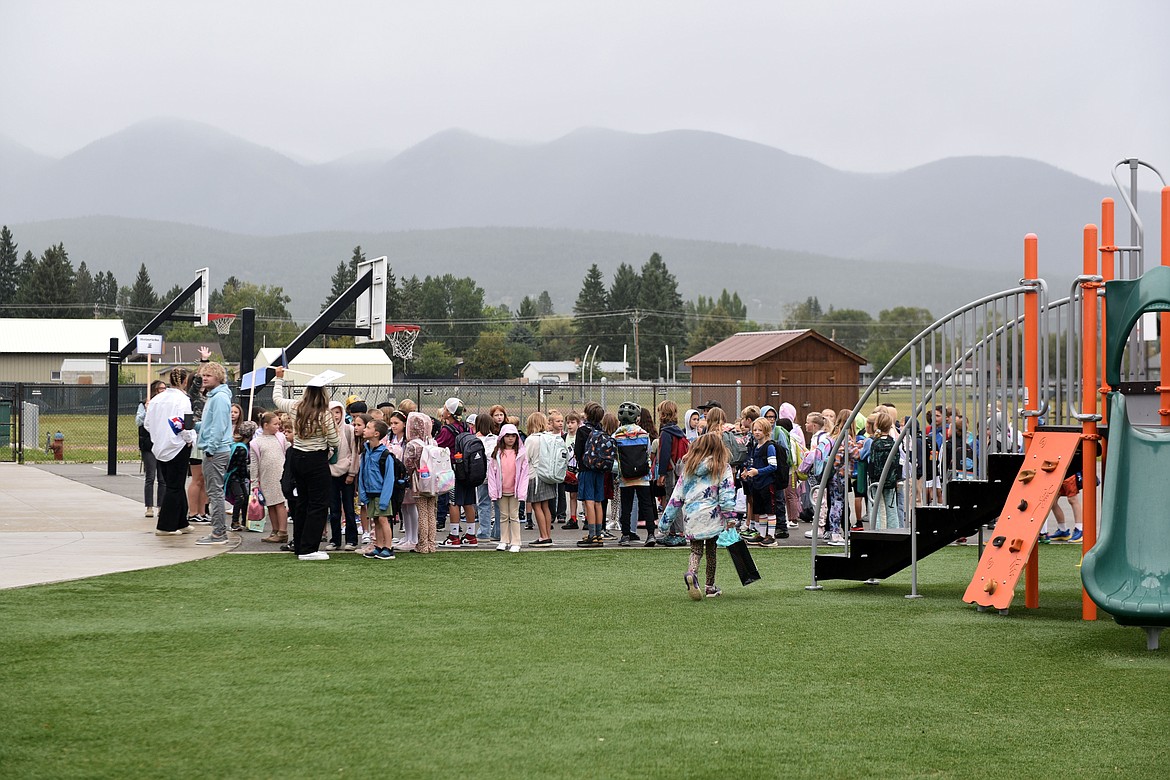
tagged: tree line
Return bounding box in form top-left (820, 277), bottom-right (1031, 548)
top-left (1, 225), bottom-right (945, 380)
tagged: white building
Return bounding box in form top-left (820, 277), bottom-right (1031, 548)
top-left (0, 319), bottom-right (129, 383)
top-left (520, 360), bottom-right (631, 383)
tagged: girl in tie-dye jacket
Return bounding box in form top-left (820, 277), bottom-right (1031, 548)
top-left (659, 433), bottom-right (737, 599)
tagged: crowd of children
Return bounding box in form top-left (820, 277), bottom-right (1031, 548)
top-left (141, 353), bottom-right (1086, 592)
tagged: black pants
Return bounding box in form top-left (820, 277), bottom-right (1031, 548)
top-left (156, 447), bottom-right (191, 532)
top-left (619, 484), bottom-right (655, 536)
top-left (555, 482), bottom-right (567, 519)
top-left (329, 474), bottom-right (359, 546)
top-left (289, 449), bottom-right (331, 555)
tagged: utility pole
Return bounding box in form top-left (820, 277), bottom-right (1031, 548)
top-left (629, 309), bottom-right (647, 381)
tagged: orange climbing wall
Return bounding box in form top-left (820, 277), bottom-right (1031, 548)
top-left (963, 432), bottom-right (1082, 611)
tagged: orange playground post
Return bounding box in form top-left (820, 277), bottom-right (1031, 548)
top-left (1081, 225), bottom-right (1099, 621)
top-left (1023, 234), bottom-right (1040, 609)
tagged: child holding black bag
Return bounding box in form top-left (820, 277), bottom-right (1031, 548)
top-left (659, 433), bottom-right (737, 600)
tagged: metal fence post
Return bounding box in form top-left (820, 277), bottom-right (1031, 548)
top-left (736, 380), bottom-right (742, 413)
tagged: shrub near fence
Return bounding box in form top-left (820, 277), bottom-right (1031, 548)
top-left (0, 380), bottom-right (933, 464)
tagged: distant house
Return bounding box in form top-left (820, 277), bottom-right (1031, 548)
top-left (0, 319), bottom-right (129, 383)
top-left (685, 330), bottom-right (866, 415)
top-left (520, 360), bottom-right (631, 383)
top-left (254, 347), bottom-right (393, 386)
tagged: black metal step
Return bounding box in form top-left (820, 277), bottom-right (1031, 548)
top-left (813, 452), bottom-right (1024, 582)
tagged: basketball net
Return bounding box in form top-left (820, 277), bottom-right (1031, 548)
top-left (208, 314), bottom-right (236, 337)
top-left (387, 325), bottom-right (420, 360)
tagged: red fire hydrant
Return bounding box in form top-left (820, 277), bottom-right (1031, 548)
top-left (50, 431), bottom-right (64, 461)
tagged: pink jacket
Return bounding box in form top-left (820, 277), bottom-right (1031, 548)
top-left (486, 445), bottom-right (529, 501)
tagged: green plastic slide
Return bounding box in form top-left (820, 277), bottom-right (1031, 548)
top-left (1082, 266), bottom-right (1170, 650)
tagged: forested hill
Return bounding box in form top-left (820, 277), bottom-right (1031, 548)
top-left (8, 216), bottom-right (1014, 323)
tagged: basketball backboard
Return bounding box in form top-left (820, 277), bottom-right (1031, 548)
top-left (354, 255), bottom-right (387, 345)
top-left (192, 267), bottom-right (210, 327)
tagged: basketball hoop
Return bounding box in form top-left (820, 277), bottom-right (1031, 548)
top-left (208, 313), bottom-right (237, 337)
top-left (386, 324), bottom-right (420, 360)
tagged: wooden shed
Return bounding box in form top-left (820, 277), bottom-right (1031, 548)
top-left (685, 330), bottom-right (866, 417)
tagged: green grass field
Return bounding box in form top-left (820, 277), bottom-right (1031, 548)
top-left (1, 546), bottom-right (1166, 778)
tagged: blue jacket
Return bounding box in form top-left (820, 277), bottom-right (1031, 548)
top-left (196, 383), bottom-right (234, 455)
top-left (358, 441), bottom-right (392, 512)
top-left (743, 437), bottom-right (780, 491)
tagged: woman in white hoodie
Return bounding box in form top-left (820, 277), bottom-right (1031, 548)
top-left (326, 401), bottom-right (360, 550)
top-left (143, 367), bottom-right (197, 535)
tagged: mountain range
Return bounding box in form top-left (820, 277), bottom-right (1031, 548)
top-left (2, 118), bottom-right (1157, 321)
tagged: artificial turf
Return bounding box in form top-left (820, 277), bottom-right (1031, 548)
top-left (1, 545), bottom-right (1166, 779)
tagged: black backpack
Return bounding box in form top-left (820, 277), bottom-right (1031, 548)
top-left (378, 449), bottom-right (409, 516)
top-left (137, 425), bottom-right (153, 452)
top-left (446, 424), bottom-right (487, 486)
top-left (867, 436), bottom-right (900, 491)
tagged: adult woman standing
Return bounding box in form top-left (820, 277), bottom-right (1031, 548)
top-left (272, 367), bottom-right (340, 561)
top-left (135, 380), bottom-right (168, 518)
top-left (143, 368), bottom-right (196, 535)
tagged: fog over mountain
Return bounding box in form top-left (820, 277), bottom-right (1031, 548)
top-left (4, 118), bottom-right (1156, 280)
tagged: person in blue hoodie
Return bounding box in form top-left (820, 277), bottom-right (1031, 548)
top-left (194, 361), bottom-right (234, 545)
top-left (358, 419), bottom-right (396, 560)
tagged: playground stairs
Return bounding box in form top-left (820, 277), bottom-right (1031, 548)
top-left (814, 452), bottom-right (1023, 582)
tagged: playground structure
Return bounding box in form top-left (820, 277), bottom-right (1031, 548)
top-left (810, 159), bottom-right (1170, 650)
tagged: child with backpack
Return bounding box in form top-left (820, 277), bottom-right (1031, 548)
top-left (866, 409), bottom-right (901, 529)
top-left (437, 397), bottom-right (486, 547)
top-left (655, 400), bottom-right (688, 545)
top-left (404, 411), bottom-right (440, 554)
top-left (613, 401), bottom-right (654, 547)
top-left (524, 411), bottom-right (560, 546)
top-left (225, 422), bottom-right (256, 532)
top-left (487, 423), bottom-right (528, 552)
top-left (358, 419), bottom-right (397, 560)
top-left (574, 401), bottom-right (612, 548)
top-left (660, 433), bottom-right (737, 600)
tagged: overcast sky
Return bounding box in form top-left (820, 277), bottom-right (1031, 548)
top-left (1, 1), bottom-right (1166, 184)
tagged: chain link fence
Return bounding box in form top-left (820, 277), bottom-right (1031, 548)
top-left (0, 379), bottom-right (920, 464)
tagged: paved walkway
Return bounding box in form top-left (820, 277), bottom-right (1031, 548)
top-left (0, 463), bottom-right (228, 590)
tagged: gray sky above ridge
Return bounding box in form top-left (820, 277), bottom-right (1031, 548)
top-left (1, 0), bottom-right (1166, 185)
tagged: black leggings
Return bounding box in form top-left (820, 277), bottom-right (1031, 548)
top-left (156, 447), bottom-right (191, 532)
top-left (288, 449), bottom-right (331, 555)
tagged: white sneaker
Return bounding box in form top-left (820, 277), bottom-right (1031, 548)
top-left (827, 535), bottom-right (846, 546)
top-left (509, 545), bottom-right (521, 553)
top-left (145, 507), bottom-right (154, 518)
top-left (787, 521), bottom-right (799, 529)
top-left (804, 530), bottom-right (814, 539)
top-left (298, 551), bottom-right (329, 561)
top-left (179, 526), bottom-right (194, 534)
top-left (154, 529), bottom-right (181, 536)
top-left (496, 543), bottom-right (507, 551)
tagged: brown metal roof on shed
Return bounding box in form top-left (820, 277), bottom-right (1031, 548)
top-left (685, 330), bottom-right (866, 418)
top-left (686, 330), bottom-right (866, 366)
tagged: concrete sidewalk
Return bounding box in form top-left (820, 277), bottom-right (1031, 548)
top-left (0, 463), bottom-right (229, 590)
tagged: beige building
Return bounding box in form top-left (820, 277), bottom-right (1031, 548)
top-left (0, 319), bottom-right (129, 383)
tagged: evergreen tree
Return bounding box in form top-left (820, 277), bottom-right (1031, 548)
top-left (537, 316), bottom-right (576, 360)
top-left (572, 264), bottom-right (611, 357)
top-left (15, 251), bottom-right (37, 305)
top-left (321, 260), bottom-right (355, 313)
top-left (608, 262), bottom-right (642, 359)
top-left (535, 290), bottom-right (554, 317)
top-left (23, 244), bottom-right (76, 319)
top-left (124, 263), bottom-right (159, 335)
top-left (399, 275), bottom-right (423, 328)
top-left (94, 271), bottom-right (119, 312)
top-left (385, 264), bottom-right (400, 323)
top-left (686, 304), bottom-right (740, 355)
top-left (784, 296), bottom-right (824, 329)
top-left (517, 295), bottom-right (539, 320)
top-left (74, 261), bottom-right (96, 317)
top-left (637, 253), bottom-right (686, 377)
top-left (0, 226), bottom-right (18, 311)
